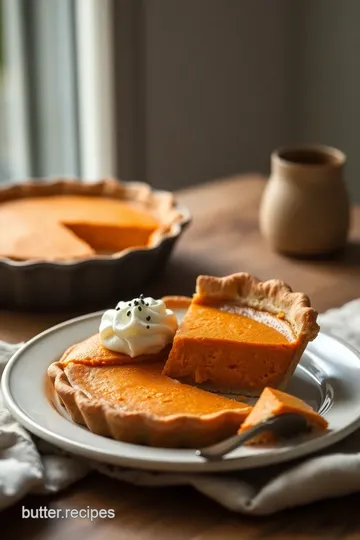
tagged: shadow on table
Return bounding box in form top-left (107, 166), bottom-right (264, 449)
top-left (281, 240), bottom-right (360, 272)
top-left (341, 240), bottom-right (360, 268)
top-left (148, 254), bottom-right (223, 298)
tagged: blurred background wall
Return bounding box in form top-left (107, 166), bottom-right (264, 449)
top-left (298, 1), bottom-right (360, 203)
top-left (142, 0), bottom-right (298, 189)
top-left (114, 0), bottom-right (360, 201)
top-left (2, 0), bottom-right (360, 200)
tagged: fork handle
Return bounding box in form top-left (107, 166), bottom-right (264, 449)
top-left (196, 423), bottom-right (270, 460)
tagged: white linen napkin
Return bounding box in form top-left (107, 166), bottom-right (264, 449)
top-left (1, 299), bottom-right (360, 515)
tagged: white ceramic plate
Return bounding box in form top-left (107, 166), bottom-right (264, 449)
top-left (3, 309), bottom-right (360, 473)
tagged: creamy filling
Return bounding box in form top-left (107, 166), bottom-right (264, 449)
top-left (219, 304), bottom-right (296, 342)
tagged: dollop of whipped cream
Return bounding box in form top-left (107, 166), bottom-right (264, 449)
top-left (99, 295), bottom-right (178, 357)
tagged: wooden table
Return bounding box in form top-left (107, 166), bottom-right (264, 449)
top-left (2, 175), bottom-right (360, 538)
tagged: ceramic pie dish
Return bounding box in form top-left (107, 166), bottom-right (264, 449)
top-left (0, 178), bottom-right (190, 310)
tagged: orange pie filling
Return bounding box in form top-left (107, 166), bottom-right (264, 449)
top-left (63, 223), bottom-right (154, 252)
top-left (60, 361), bottom-right (252, 446)
top-left (238, 387), bottom-right (328, 444)
top-left (0, 195), bottom-right (159, 261)
top-left (163, 302), bottom-right (300, 392)
top-left (65, 362), bottom-right (250, 418)
top-left (59, 333), bottom-right (172, 367)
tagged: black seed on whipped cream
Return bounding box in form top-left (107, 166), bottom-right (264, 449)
top-left (146, 325), bottom-right (150, 329)
top-left (138, 306), bottom-right (142, 311)
top-left (127, 310), bottom-right (130, 316)
top-left (115, 307), bottom-right (120, 311)
top-left (134, 300), bottom-right (139, 306)
top-left (146, 316), bottom-right (151, 321)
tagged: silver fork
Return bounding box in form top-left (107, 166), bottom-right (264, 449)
top-left (196, 413), bottom-right (309, 460)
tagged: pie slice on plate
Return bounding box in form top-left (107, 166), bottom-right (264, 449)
top-left (238, 387), bottom-right (328, 444)
top-left (163, 273), bottom-right (319, 396)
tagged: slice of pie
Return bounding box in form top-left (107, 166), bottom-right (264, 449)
top-left (238, 387), bottom-right (328, 444)
top-left (48, 361), bottom-right (252, 448)
top-left (162, 273), bottom-right (319, 396)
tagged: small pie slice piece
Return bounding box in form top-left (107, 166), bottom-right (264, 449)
top-left (238, 387), bottom-right (328, 444)
top-left (48, 361), bottom-right (252, 448)
top-left (162, 273), bottom-right (319, 396)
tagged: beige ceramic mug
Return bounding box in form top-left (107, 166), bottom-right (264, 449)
top-left (259, 145), bottom-right (350, 255)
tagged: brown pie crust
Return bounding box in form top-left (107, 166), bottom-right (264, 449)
top-left (195, 273), bottom-right (319, 341)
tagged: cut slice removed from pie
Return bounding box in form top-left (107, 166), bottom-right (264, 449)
top-left (163, 273), bottom-right (319, 396)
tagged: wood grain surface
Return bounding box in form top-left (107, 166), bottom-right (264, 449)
top-left (1, 175), bottom-right (360, 538)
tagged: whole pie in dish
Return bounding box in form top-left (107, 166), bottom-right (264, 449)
top-left (238, 387), bottom-right (328, 444)
top-left (0, 178), bottom-right (183, 261)
top-left (162, 273), bottom-right (319, 396)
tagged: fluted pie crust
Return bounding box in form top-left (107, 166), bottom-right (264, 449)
top-left (193, 273), bottom-right (319, 340)
top-left (162, 273), bottom-right (319, 395)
